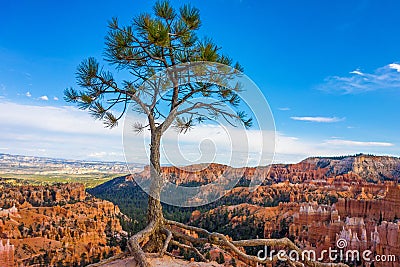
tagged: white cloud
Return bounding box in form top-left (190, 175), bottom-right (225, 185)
top-left (125, 122), bottom-right (276, 167)
top-left (0, 101), bottom-right (125, 161)
top-left (26, 92), bottom-right (32, 97)
top-left (88, 151), bottom-right (111, 158)
top-left (39, 95), bottom-right (49, 101)
top-left (349, 70), bottom-right (364, 75)
top-left (389, 63), bottom-right (400, 72)
top-left (53, 97), bottom-right (59, 101)
top-left (325, 139), bottom-right (394, 147)
top-left (319, 62), bottom-right (400, 94)
top-left (88, 151), bottom-right (108, 158)
top-left (278, 107), bottom-right (290, 111)
top-left (274, 136), bottom-right (348, 163)
top-left (0, 100), bottom-right (397, 165)
top-left (290, 116), bottom-right (344, 123)
top-left (0, 101), bottom-right (124, 136)
top-left (272, 136), bottom-right (396, 163)
top-left (88, 151), bottom-right (120, 158)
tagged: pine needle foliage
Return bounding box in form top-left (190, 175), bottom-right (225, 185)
top-left (64, 0), bottom-right (251, 132)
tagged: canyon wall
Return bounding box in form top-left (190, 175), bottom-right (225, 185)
top-left (0, 181), bottom-right (127, 267)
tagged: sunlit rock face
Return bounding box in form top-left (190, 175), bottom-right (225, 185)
top-left (88, 154), bottom-right (400, 266)
top-left (336, 185), bottom-right (400, 221)
top-left (133, 154), bottom-right (400, 188)
top-left (0, 239), bottom-right (14, 267)
top-left (0, 182), bottom-right (127, 267)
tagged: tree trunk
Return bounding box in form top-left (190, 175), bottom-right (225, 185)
top-left (144, 130), bottom-right (164, 252)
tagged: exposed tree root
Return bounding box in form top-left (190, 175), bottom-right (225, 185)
top-left (86, 252), bottom-right (128, 267)
top-left (127, 220), bottom-right (157, 267)
top-left (163, 219), bottom-right (349, 267)
top-left (170, 240), bottom-right (209, 262)
top-left (165, 251), bottom-right (184, 259)
top-left (160, 228), bottom-right (173, 257)
top-left (126, 217), bottom-right (349, 267)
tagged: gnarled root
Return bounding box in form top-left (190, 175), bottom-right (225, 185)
top-left (128, 220), bottom-right (157, 267)
top-left (86, 252), bottom-right (128, 267)
top-left (126, 218), bottom-right (349, 267)
top-left (169, 240), bottom-right (208, 262)
top-left (160, 228), bottom-right (172, 257)
top-left (163, 219), bottom-right (349, 267)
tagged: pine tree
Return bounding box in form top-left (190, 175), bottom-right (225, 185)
top-left (65, 1), bottom-right (249, 266)
top-left (65, 1), bottom-right (347, 267)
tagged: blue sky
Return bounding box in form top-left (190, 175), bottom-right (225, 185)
top-left (0, 0), bottom-right (399, 163)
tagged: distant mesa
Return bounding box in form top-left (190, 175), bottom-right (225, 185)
top-left (0, 153), bottom-right (144, 176)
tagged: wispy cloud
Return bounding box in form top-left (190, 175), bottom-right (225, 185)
top-left (39, 95), bottom-right (49, 101)
top-left (0, 100), bottom-right (125, 161)
top-left (349, 70), bottom-right (364, 75)
top-left (88, 151), bottom-right (120, 158)
top-left (389, 63), bottom-right (400, 72)
top-left (0, 100), bottom-right (396, 164)
top-left (278, 107), bottom-right (290, 111)
top-left (274, 136), bottom-right (396, 163)
top-left (53, 97), bottom-right (59, 101)
top-left (325, 139), bottom-right (394, 147)
top-left (291, 116), bottom-right (344, 123)
top-left (26, 91), bottom-right (32, 97)
top-left (319, 62), bottom-right (400, 94)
